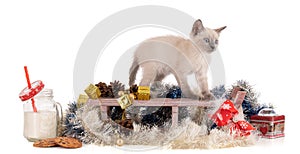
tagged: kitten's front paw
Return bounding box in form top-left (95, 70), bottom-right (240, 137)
top-left (199, 92), bottom-right (215, 101)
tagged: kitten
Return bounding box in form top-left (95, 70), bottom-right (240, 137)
top-left (129, 19), bottom-right (226, 100)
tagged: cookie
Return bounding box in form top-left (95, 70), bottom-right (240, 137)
top-left (33, 138), bottom-right (57, 148)
top-left (54, 137), bottom-right (82, 148)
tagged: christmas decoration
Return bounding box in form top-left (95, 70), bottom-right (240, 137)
top-left (94, 81), bottom-right (126, 124)
top-left (84, 84), bottom-right (101, 99)
top-left (226, 80), bottom-right (259, 102)
top-left (110, 80), bottom-right (125, 98)
top-left (136, 83), bottom-right (184, 128)
top-left (59, 80), bottom-right (280, 149)
top-left (137, 86), bottom-right (150, 100)
top-left (149, 82), bottom-right (168, 98)
top-left (116, 138), bottom-right (124, 146)
top-left (226, 80), bottom-right (268, 121)
top-left (62, 101), bottom-right (256, 148)
top-left (211, 100), bottom-right (255, 137)
top-left (117, 93), bottom-right (133, 109)
top-left (115, 119), bottom-right (134, 130)
top-left (141, 107), bottom-right (172, 128)
top-left (210, 85), bottom-right (226, 99)
top-left (77, 94), bottom-right (89, 108)
top-left (149, 82), bottom-right (183, 99)
top-left (250, 108), bottom-right (285, 138)
top-left (95, 82), bottom-right (114, 98)
top-left (166, 86), bottom-right (182, 99)
top-left (61, 102), bottom-right (86, 142)
top-left (129, 84), bottom-right (138, 99)
top-left (113, 92), bottom-right (134, 127)
top-left (110, 106), bottom-right (124, 121)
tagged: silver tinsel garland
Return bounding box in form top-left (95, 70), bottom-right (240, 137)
top-left (61, 80), bottom-right (266, 148)
top-left (62, 99), bottom-right (257, 149)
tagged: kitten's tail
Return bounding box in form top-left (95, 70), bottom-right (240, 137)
top-left (129, 59), bottom-right (139, 86)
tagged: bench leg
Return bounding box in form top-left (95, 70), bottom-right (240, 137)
top-left (100, 106), bottom-right (108, 120)
top-left (172, 106), bottom-right (178, 127)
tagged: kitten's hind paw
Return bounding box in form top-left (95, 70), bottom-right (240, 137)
top-left (199, 92), bottom-right (215, 101)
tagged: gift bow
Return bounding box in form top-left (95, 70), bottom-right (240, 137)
top-left (211, 100), bottom-right (254, 136)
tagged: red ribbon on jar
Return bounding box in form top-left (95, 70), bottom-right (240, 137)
top-left (211, 100), bottom-right (254, 137)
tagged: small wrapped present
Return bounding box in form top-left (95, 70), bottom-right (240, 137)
top-left (250, 108), bottom-right (285, 138)
top-left (137, 86), bottom-right (150, 100)
top-left (77, 94), bottom-right (89, 108)
top-left (117, 94), bottom-right (133, 109)
top-left (211, 100), bottom-right (255, 137)
top-left (84, 84), bottom-right (101, 99)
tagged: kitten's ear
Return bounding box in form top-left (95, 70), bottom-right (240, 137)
top-left (214, 26), bottom-right (227, 34)
top-left (191, 19), bottom-right (205, 36)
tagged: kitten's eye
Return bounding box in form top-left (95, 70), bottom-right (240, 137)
top-left (203, 38), bottom-right (209, 43)
top-left (215, 39), bottom-right (219, 44)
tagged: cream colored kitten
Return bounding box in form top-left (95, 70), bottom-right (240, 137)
top-left (129, 19), bottom-right (226, 100)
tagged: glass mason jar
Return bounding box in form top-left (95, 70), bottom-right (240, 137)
top-left (20, 81), bottom-right (62, 142)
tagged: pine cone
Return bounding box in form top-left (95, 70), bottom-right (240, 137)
top-left (115, 119), bottom-right (134, 130)
top-left (109, 80), bottom-right (125, 98)
top-left (130, 84), bottom-right (138, 93)
top-left (95, 82), bottom-right (114, 98)
top-left (129, 84), bottom-right (138, 99)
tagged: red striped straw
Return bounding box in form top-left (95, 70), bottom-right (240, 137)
top-left (24, 66), bottom-right (37, 112)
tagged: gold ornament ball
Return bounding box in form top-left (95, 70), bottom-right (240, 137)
top-left (116, 138), bottom-right (124, 146)
top-left (118, 91), bottom-right (125, 96)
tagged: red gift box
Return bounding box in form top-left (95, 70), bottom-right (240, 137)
top-left (250, 108), bottom-right (285, 139)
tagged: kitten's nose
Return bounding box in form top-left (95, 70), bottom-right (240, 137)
top-left (210, 45), bottom-right (215, 50)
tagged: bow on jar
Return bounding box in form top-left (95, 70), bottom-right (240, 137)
top-left (211, 100), bottom-right (254, 137)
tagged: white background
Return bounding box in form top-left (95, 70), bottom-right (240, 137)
top-left (0, 0), bottom-right (299, 153)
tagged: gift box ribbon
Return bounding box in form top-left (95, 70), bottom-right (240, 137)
top-left (211, 100), bottom-right (254, 136)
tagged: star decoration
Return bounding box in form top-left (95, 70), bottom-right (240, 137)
top-left (222, 103), bottom-right (231, 110)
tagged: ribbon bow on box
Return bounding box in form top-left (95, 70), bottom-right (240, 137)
top-left (211, 100), bottom-right (255, 137)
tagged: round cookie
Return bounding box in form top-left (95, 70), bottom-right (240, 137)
top-left (54, 137), bottom-right (82, 148)
top-left (33, 138), bottom-right (57, 148)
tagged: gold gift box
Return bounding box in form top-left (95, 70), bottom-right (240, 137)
top-left (137, 86), bottom-right (150, 100)
top-left (84, 84), bottom-right (101, 99)
top-left (117, 94), bottom-right (132, 109)
top-left (77, 94), bottom-right (89, 108)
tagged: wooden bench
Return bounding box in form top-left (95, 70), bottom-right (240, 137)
top-left (89, 91), bottom-right (246, 127)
